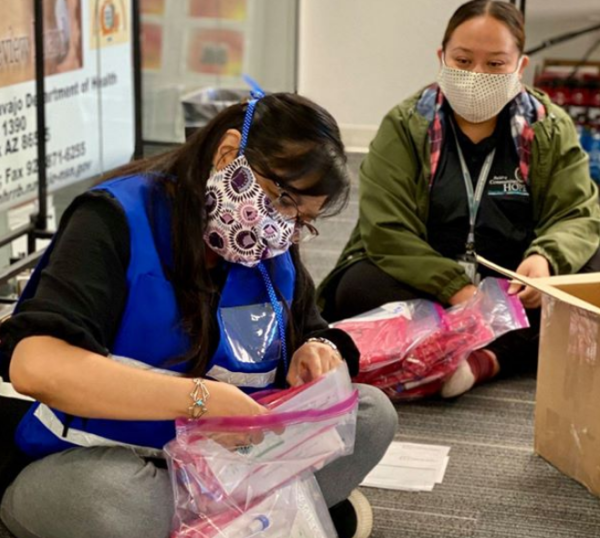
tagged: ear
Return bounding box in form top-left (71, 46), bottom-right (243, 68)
top-left (437, 48), bottom-right (444, 66)
top-left (518, 55), bottom-right (530, 78)
top-left (213, 129), bottom-right (242, 170)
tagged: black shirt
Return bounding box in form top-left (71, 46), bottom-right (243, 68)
top-left (0, 190), bottom-right (359, 377)
top-left (427, 104), bottom-right (535, 275)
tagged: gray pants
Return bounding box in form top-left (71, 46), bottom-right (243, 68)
top-left (1, 384), bottom-right (397, 538)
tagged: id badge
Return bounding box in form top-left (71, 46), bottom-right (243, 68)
top-left (457, 255), bottom-right (481, 285)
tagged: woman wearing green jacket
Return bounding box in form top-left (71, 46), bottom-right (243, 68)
top-left (318, 0), bottom-right (600, 397)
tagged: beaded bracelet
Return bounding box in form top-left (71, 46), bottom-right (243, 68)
top-left (188, 378), bottom-right (210, 419)
top-left (306, 337), bottom-right (342, 357)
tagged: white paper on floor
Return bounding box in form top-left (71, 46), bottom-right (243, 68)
top-left (361, 442), bottom-right (450, 491)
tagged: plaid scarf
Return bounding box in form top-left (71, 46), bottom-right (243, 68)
top-left (417, 84), bottom-right (546, 187)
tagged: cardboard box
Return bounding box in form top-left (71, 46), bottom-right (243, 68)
top-left (477, 256), bottom-right (600, 497)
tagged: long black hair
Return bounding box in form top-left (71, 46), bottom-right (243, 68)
top-left (101, 93), bottom-right (350, 376)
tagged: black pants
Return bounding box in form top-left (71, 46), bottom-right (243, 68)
top-left (327, 249), bottom-right (600, 377)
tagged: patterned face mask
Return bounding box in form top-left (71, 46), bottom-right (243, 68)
top-left (438, 56), bottom-right (523, 124)
top-left (204, 155), bottom-right (295, 267)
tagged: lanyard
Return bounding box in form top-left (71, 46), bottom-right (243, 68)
top-left (449, 121), bottom-right (496, 254)
top-left (258, 262), bottom-right (288, 372)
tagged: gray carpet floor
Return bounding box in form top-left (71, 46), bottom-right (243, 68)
top-left (364, 376), bottom-right (600, 538)
top-left (2, 152), bottom-right (599, 538)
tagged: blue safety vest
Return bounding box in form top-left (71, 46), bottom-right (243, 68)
top-left (14, 174), bottom-right (295, 459)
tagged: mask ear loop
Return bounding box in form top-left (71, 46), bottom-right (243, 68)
top-left (513, 56), bottom-right (524, 75)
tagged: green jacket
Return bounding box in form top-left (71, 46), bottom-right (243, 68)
top-left (317, 87), bottom-right (600, 311)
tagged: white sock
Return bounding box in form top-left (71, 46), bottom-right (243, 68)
top-left (440, 360), bottom-right (475, 399)
top-left (441, 350), bottom-right (499, 399)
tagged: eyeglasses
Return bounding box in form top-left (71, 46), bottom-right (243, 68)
top-left (271, 186), bottom-right (320, 244)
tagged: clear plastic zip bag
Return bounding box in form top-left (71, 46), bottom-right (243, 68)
top-left (334, 278), bottom-right (529, 400)
top-left (333, 300), bottom-right (444, 372)
top-left (165, 364), bottom-right (358, 537)
top-left (171, 474), bottom-right (337, 538)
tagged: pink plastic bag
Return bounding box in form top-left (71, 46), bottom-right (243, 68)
top-left (333, 300), bottom-right (444, 371)
top-left (379, 279), bottom-right (528, 400)
top-left (362, 304), bottom-right (494, 388)
top-left (341, 278), bottom-right (529, 401)
top-left (164, 364), bottom-right (358, 537)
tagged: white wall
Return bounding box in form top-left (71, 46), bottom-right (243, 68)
top-left (299, 0), bottom-right (600, 150)
top-left (299, 0), bottom-right (464, 149)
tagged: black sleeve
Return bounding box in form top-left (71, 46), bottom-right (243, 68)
top-left (0, 191), bottom-right (130, 360)
top-left (294, 257), bottom-right (360, 377)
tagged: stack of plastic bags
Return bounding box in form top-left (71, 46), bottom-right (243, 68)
top-left (164, 363), bottom-right (358, 537)
top-left (333, 278), bottom-right (529, 401)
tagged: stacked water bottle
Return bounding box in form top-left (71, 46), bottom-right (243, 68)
top-left (579, 124), bottom-right (600, 183)
top-left (535, 69), bottom-right (600, 183)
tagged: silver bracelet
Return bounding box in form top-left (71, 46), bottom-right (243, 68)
top-left (306, 337), bottom-right (341, 356)
top-left (188, 378), bottom-right (210, 419)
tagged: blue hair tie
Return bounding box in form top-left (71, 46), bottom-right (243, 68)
top-left (238, 75), bottom-right (266, 155)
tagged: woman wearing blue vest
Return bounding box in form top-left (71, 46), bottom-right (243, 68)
top-left (0, 92), bottom-right (397, 538)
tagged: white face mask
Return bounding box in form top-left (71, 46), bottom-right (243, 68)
top-left (438, 56), bottom-right (523, 124)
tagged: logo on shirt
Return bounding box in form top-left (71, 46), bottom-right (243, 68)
top-left (488, 167), bottom-right (529, 197)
